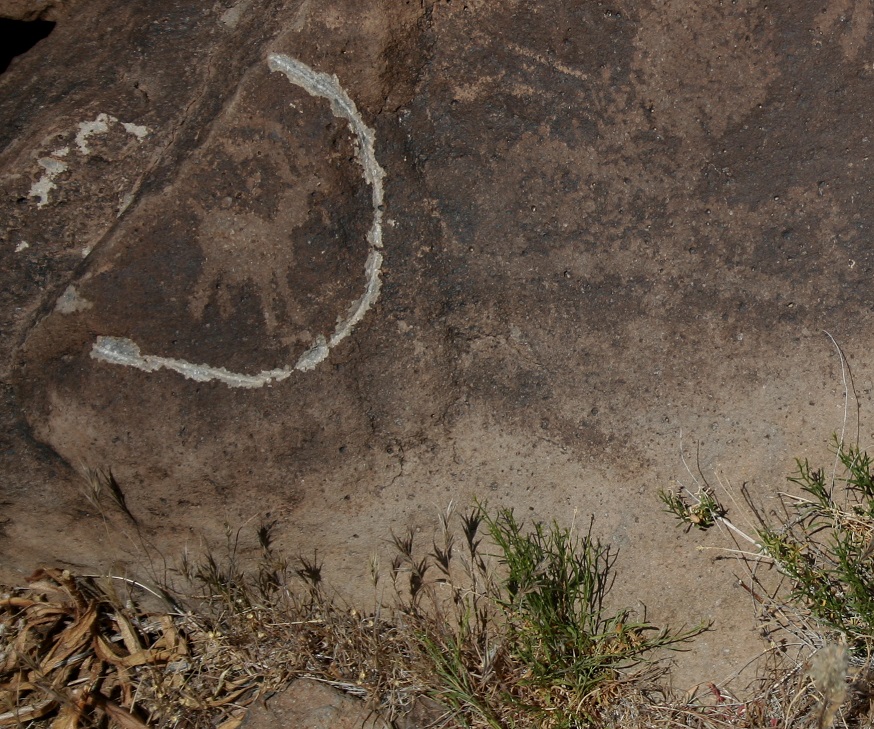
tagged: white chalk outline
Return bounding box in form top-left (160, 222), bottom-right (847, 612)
top-left (90, 54), bottom-right (386, 388)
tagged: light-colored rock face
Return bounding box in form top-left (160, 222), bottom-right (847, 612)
top-left (3, 0), bottom-right (874, 694)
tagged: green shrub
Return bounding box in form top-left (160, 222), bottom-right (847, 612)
top-left (758, 440), bottom-right (874, 651)
top-left (658, 437), bottom-right (874, 727)
top-left (413, 505), bottom-right (706, 728)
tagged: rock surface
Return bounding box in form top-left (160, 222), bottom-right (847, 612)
top-left (241, 679), bottom-right (390, 729)
top-left (2, 0), bottom-right (874, 693)
top-left (0, 0), bottom-right (75, 21)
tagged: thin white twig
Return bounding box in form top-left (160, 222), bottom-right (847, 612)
top-left (824, 330), bottom-right (849, 489)
top-left (678, 431), bottom-right (706, 492)
top-left (80, 574), bottom-right (184, 613)
top-left (715, 516), bottom-right (761, 547)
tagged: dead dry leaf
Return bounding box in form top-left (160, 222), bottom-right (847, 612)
top-left (215, 709), bottom-right (246, 729)
top-left (0, 598), bottom-right (38, 611)
top-left (0, 675), bottom-right (37, 693)
top-left (113, 613), bottom-right (142, 655)
top-left (155, 615), bottom-right (188, 656)
top-left (93, 696), bottom-right (150, 729)
top-left (50, 697), bottom-right (83, 729)
top-left (119, 648), bottom-right (174, 669)
top-left (93, 635), bottom-right (124, 665)
top-left (0, 698), bottom-right (57, 726)
top-left (27, 570), bottom-right (86, 613)
top-left (41, 605), bottom-right (97, 673)
top-left (206, 684), bottom-right (255, 708)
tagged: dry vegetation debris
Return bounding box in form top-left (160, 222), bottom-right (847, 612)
top-left (3, 472), bottom-right (874, 729)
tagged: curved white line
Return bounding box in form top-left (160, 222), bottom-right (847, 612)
top-left (90, 54), bottom-right (386, 388)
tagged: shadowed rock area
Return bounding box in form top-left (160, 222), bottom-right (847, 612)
top-left (3, 0), bottom-right (874, 691)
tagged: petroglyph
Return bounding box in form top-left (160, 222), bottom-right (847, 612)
top-left (90, 54), bottom-right (386, 387)
top-left (267, 53), bottom-right (385, 251)
top-left (187, 199), bottom-right (310, 336)
top-left (815, 0), bottom-right (873, 61)
top-left (633, 2), bottom-right (777, 140)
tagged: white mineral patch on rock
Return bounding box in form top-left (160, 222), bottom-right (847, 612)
top-left (55, 285), bottom-right (93, 314)
top-left (75, 113), bottom-right (113, 154)
top-left (219, 0), bottom-right (252, 28)
top-left (28, 115), bottom-right (150, 210)
top-left (117, 192), bottom-right (135, 218)
top-left (28, 153), bottom-right (68, 207)
top-left (75, 113), bottom-right (151, 154)
top-left (121, 121), bottom-right (150, 140)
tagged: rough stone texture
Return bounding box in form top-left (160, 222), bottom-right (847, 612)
top-left (241, 679), bottom-right (390, 729)
top-left (0, 0), bottom-right (75, 21)
top-left (2, 0), bottom-right (874, 694)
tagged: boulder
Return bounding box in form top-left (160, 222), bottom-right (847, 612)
top-left (2, 0), bottom-right (873, 692)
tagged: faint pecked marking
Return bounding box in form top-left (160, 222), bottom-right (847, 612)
top-left (91, 54), bottom-right (386, 389)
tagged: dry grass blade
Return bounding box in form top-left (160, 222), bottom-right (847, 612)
top-left (80, 466), bottom-right (104, 514)
top-left (7, 494), bottom-right (868, 729)
top-left (113, 612), bottom-right (143, 655)
top-left (79, 466), bottom-right (138, 525)
top-left (215, 710), bottom-right (246, 729)
top-left (102, 469), bottom-right (138, 526)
